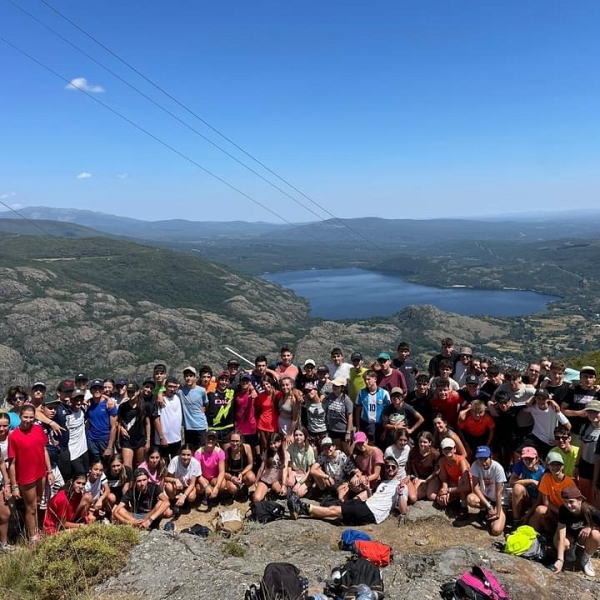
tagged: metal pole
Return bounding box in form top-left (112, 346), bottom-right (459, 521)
top-left (224, 346), bottom-right (255, 367)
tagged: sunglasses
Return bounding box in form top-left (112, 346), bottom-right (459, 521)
top-left (554, 435), bottom-right (569, 441)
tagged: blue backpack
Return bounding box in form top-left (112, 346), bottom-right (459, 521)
top-left (340, 529), bottom-right (371, 551)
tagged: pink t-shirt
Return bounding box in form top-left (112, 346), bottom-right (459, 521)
top-left (194, 447), bottom-right (225, 480)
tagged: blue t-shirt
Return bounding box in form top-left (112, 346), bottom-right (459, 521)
top-left (178, 386), bottom-right (209, 431)
top-left (8, 411), bottom-right (20, 431)
top-left (356, 388), bottom-right (390, 424)
top-left (86, 399), bottom-right (118, 441)
top-left (511, 460), bottom-right (545, 499)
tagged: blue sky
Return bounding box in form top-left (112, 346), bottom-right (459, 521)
top-left (1, 1), bottom-right (599, 222)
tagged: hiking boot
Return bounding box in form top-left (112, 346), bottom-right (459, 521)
top-left (566, 544), bottom-right (577, 562)
top-left (581, 556), bottom-right (595, 577)
top-left (287, 492), bottom-right (308, 520)
top-left (455, 507), bottom-right (470, 522)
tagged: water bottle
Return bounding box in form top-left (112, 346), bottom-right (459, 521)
top-left (356, 584), bottom-right (377, 600)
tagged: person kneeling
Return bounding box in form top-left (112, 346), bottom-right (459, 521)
top-left (113, 468), bottom-right (171, 529)
top-left (552, 486), bottom-right (599, 577)
top-left (287, 455), bottom-right (405, 525)
top-left (466, 446), bottom-right (506, 536)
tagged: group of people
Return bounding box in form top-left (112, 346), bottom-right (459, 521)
top-left (0, 341), bottom-right (599, 578)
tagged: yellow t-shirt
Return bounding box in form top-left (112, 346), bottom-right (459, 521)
top-left (554, 446), bottom-right (579, 477)
top-left (349, 367), bottom-right (368, 403)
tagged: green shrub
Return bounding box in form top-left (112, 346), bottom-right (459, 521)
top-left (0, 524), bottom-right (140, 600)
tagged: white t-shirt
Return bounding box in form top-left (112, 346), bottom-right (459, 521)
top-left (168, 456), bottom-right (202, 486)
top-left (84, 472), bottom-right (108, 501)
top-left (365, 478), bottom-right (399, 524)
top-left (155, 394), bottom-right (183, 444)
top-left (526, 404), bottom-right (569, 444)
top-left (67, 409), bottom-right (88, 459)
top-left (470, 459), bottom-right (506, 501)
top-left (384, 444), bottom-right (410, 479)
top-left (327, 362), bottom-right (352, 381)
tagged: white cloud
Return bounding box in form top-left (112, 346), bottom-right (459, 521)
top-left (0, 192), bottom-right (17, 200)
top-left (116, 173), bottom-right (128, 179)
top-left (76, 172), bottom-right (92, 179)
top-left (65, 77), bottom-right (105, 93)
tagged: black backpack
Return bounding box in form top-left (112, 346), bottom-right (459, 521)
top-left (249, 501), bottom-right (286, 524)
top-left (245, 562), bottom-right (309, 600)
top-left (326, 557), bottom-right (385, 599)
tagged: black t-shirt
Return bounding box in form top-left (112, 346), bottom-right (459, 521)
top-left (562, 385), bottom-right (600, 435)
top-left (121, 482), bottom-right (161, 514)
top-left (206, 388), bottom-right (235, 431)
top-left (558, 504), bottom-right (600, 535)
top-left (458, 389), bottom-right (491, 406)
top-left (107, 466), bottom-right (133, 497)
top-left (391, 359), bottom-right (419, 393)
top-left (492, 405), bottom-right (521, 441)
top-left (118, 401), bottom-right (150, 443)
top-left (546, 382), bottom-right (570, 406)
top-left (405, 392), bottom-right (431, 427)
top-left (480, 381), bottom-right (500, 398)
top-left (382, 402), bottom-right (419, 429)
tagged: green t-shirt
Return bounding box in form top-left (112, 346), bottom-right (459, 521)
top-left (555, 446), bottom-right (579, 477)
top-left (349, 367), bottom-right (368, 403)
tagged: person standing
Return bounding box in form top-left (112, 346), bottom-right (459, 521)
top-left (86, 378), bottom-right (118, 463)
top-left (178, 366), bottom-right (209, 450)
top-left (154, 376), bottom-right (183, 461)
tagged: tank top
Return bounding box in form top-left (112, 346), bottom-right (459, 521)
top-left (227, 445), bottom-right (248, 474)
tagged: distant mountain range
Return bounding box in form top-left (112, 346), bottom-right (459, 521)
top-left (3, 206), bottom-right (600, 245)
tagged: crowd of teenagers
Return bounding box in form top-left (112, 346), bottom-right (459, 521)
top-left (0, 340), bottom-right (599, 577)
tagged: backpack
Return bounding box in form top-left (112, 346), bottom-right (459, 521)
top-left (352, 540), bottom-right (392, 567)
top-left (245, 562), bottom-right (309, 600)
top-left (503, 525), bottom-right (546, 561)
top-left (340, 529), bottom-right (371, 551)
top-left (214, 508), bottom-right (244, 534)
top-left (249, 501), bottom-right (286, 524)
top-left (180, 524), bottom-right (210, 537)
top-left (325, 557), bottom-right (385, 600)
top-left (441, 566), bottom-right (509, 600)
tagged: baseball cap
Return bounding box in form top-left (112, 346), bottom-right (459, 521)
top-left (465, 374), bottom-right (479, 385)
top-left (126, 381), bottom-right (139, 392)
top-left (354, 431), bottom-right (367, 443)
top-left (57, 379), bottom-right (75, 392)
top-left (75, 372), bottom-right (88, 380)
top-left (384, 455), bottom-right (398, 465)
top-left (580, 366), bottom-right (596, 376)
top-left (239, 373), bottom-right (252, 381)
top-left (227, 358), bottom-right (240, 366)
top-left (303, 359), bottom-right (316, 367)
top-left (43, 396), bottom-right (60, 406)
top-left (520, 446), bottom-right (538, 459)
top-left (304, 382), bottom-right (317, 391)
top-left (459, 347), bottom-right (473, 356)
top-left (32, 381), bottom-right (47, 390)
top-left (351, 352), bottom-right (363, 361)
top-left (183, 366), bottom-right (197, 376)
top-left (218, 371), bottom-right (230, 379)
top-left (317, 365), bottom-right (329, 373)
top-left (390, 387), bottom-right (405, 397)
top-left (377, 352), bottom-right (391, 361)
top-left (546, 451), bottom-right (564, 465)
top-left (115, 378), bottom-right (128, 386)
top-left (475, 445), bottom-right (492, 459)
top-left (332, 377), bottom-right (346, 387)
top-left (321, 436), bottom-right (333, 447)
top-left (72, 389), bottom-right (86, 400)
top-left (584, 400), bottom-right (600, 412)
top-left (142, 378), bottom-right (156, 388)
top-left (89, 378), bottom-right (104, 389)
top-left (561, 486), bottom-right (585, 500)
top-left (206, 430), bottom-right (218, 439)
top-left (440, 438), bottom-right (456, 450)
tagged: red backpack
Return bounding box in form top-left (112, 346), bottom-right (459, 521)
top-left (352, 540), bottom-right (393, 567)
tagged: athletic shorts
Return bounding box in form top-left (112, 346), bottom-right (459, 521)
top-left (341, 498), bottom-right (376, 526)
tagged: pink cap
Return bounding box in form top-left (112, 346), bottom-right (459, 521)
top-left (354, 431), bottom-right (367, 443)
top-left (520, 446), bottom-right (538, 459)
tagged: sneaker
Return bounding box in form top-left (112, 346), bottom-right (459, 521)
top-left (566, 545), bottom-right (577, 562)
top-left (287, 491), bottom-right (306, 520)
top-left (581, 556), bottom-right (595, 577)
top-left (200, 496), bottom-right (208, 507)
top-left (0, 543), bottom-right (14, 554)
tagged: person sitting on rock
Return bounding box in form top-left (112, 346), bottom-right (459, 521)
top-left (253, 432), bottom-right (290, 503)
top-left (344, 431), bottom-right (384, 501)
top-left (288, 455), bottom-right (405, 525)
top-left (113, 467), bottom-right (171, 529)
top-left (407, 431), bottom-right (441, 502)
top-left (465, 446), bottom-right (507, 535)
top-left (194, 431), bottom-right (226, 507)
top-left (436, 437), bottom-right (472, 519)
top-left (528, 451), bottom-right (576, 534)
top-left (309, 436), bottom-right (357, 501)
top-left (551, 485), bottom-right (600, 577)
top-left (509, 446), bottom-right (545, 526)
top-left (43, 472), bottom-right (92, 534)
top-left (164, 444), bottom-right (200, 511)
top-left (223, 431), bottom-right (255, 499)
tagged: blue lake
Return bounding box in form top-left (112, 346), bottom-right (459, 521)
top-left (263, 268), bottom-right (560, 319)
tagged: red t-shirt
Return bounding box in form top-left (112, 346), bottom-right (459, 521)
top-left (43, 489), bottom-right (81, 534)
top-left (430, 391), bottom-right (462, 428)
top-left (458, 412), bottom-right (495, 437)
top-left (8, 424), bottom-right (48, 485)
top-left (256, 391), bottom-right (281, 432)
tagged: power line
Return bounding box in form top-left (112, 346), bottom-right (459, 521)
top-left (34, 0), bottom-right (383, 251)
top-left (0, 34), bottom-right (322, 238)
top-left (7, 0), bottom-right (326, 223)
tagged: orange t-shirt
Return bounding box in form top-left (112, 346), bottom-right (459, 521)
top-left (441, 456), bottom-right (469, 485)
top-left (538, 472), bottom-right (575, 508)
top-left (458, 412), bottom-right (495, 437)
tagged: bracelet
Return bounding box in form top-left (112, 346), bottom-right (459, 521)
top-left (47, 470), bottom-right (53, 474)
top-left (11, 485), bottom-right (18, 491)
top-left (556, 558), bottom-right (564, 563)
